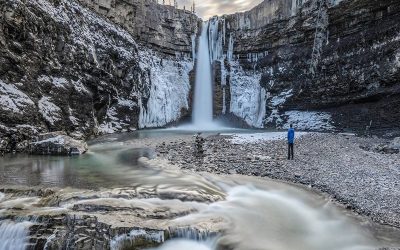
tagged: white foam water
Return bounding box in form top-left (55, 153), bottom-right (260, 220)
top-left (0, 220), bottom-right (32, 250)
top-left (164, 185), bottom-right (378, 250)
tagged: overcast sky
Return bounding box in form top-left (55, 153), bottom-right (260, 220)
top-left (174, 0), bottom-right (264, 19)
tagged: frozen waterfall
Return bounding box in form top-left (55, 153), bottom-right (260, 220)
top-left (191, 22), bottom-right (215, 129)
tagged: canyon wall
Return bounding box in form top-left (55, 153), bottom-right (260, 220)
top-left (211, 0), bottom-right (400, 135)
top-left (1, 0), bottom-right (399, 152)
top-left (0, 0), bottom-right (199, 151)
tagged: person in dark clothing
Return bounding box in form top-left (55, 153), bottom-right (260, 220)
top-left (287, 124), bottom-right (295, 160)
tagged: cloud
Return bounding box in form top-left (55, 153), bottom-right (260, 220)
top-left (175, 0), bottom-right (264, 19)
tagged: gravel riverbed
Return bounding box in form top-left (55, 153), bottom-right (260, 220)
top-left (155, 133), bottom-right (400, 229)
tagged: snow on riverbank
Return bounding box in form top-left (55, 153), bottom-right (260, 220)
top-left (223, 132), bottom-right (308, 144)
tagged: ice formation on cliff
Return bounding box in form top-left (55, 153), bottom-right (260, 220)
top-left (229, 62), bottom-right (266, 128)
top-left (138, 49), bottom-right (193, 129)
top-left (208, 17), bottom-right (267, 128)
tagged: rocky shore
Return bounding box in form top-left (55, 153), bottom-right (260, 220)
top-left (156, 132), bottom-right (400, 229)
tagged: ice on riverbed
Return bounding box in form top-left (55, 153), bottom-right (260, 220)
top-left (223, 132), bottom-right (307, 144)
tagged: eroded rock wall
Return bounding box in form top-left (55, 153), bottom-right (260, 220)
top-left (77, 0), bottom-right (198, 56)
top-left (0, 0), bottom-right (199, 152)
top-left (212, 0), bottom-right (400, 135)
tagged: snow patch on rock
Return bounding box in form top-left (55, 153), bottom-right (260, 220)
top-left (265, 89), bottom-right (293, 125)
top-left (283, 111), bottom-right (334, 130)
top-left (15, 125), bottom-right (40, 134)
top-left (32, 0), bottom-right (137, 59)
top-left (117, 98), bottom-right (136, 109)
top-left (98, 107), bottom-right (125, 134)
top-left (38, 96), bottom-right (62, 126)
top-left (33, 135), bottom-right (65, 145)
top-left (0, 80), bottom-right (34, 114)
top-left (38, 75), bottom-right (69, 89)
top-left (270, 89), bottom-right (293, 107)
top-left (264, 89), bottom-right (334, 131)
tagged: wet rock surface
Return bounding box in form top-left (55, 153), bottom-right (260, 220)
top-left (156, 133), bottom-right (400, 228)
top-left (0, 186), bottom-right (223, 249)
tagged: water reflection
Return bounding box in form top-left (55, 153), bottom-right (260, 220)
top-left (0, 131), bottom-right (225, 199)
top-left (0, 138), bottom-right (161, 188)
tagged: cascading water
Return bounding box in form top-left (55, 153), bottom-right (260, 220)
top-left (156, 184), bottom-right (380, 250)
top-left (0, 220), bottom-right (32, 250)
top-left (192, 22), bottom-right (214, 129)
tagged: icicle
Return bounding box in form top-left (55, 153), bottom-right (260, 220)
top-left (227, 34), bottom-right (234, 62)
top-left (208, 17), bottom-right (224, 62)
top-left (221, 60), bottom-right (226, 86)
top-left (222, 18), bottom-right (226, 45)
top-left (222, 87), bottom-right (226, 114)
top-left (191, 34), bottom-right (196, 62)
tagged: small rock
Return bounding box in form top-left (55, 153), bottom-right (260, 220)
top-left (29, 132), bottom-right (88, 156)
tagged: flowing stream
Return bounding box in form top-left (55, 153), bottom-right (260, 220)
top-left (0, 130), bottom-right (399, 250)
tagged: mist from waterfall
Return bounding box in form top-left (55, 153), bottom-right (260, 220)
top-left (191, 22), bottom-right (215, 129)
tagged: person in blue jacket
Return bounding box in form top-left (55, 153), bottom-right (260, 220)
top-left (287, 124), bottom-right (295, 160)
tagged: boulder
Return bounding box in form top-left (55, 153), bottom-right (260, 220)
top-left (389, 137), bottom-right (400, 150)
top-left (373, 139), bottom-right (400, 154)
top-left (29, 132), bottom-right (88, 156)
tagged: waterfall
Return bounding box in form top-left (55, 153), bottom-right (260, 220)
top-left (192, 22), bottom-right (214, 128)
top-left (168, 227), bottom-right (215, 241)
top-left (0, 220), bottom-right (32, 250)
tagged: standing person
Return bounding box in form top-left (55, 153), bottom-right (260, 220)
top-left (287, 124), bottom-right (295, 160)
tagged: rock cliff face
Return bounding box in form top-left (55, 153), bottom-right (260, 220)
top-left (77, 0), bottom-right (198, 56)
top-left (210, 0), bottom-right (400, 136)
top-left (0, 0), bottom-right (199, 151)
top-left (1, 0), bottom-right (399, 149)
